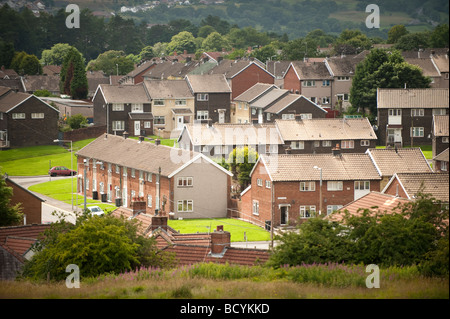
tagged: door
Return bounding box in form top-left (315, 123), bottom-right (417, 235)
top-left (134, 121), bottom-right (140, 136)
top-left (176, 116), bottom-right (184, 130)
top-left (218, 111), bottom-right (225, 124)
top-left (280, 206), bottom-right (288, 225)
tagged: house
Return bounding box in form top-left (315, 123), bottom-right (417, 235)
top-left (119, 59), bottom-right (158, 85)
top-left (177, 122), bottom-right (283, 158)
top-left (185, 74), bottom-right (232, 124)
top-left (21, 75), bottom-right (60, 95)
top-left (275, 118), bottom-right (378, 154)
top-left (92, 83), bottom-right (153, 137)
top-left (430, 51), bottom-right (449, 88)
top-left (0, 224), bottom-right (50, 280)
top-left (143, 79), bottom-right (195, 137)
top-left (263, 94), bottom-right (327, 123)
top-left (208, 59), bottom-right (275, 100)
top-left (283, 60), bottom-right (333, 107)
top-left (0, 66), bottom-right (19, 79)
top-left (377, 88), bottom-right (449, 147)
top-left (76, 133), bottom-right (233, 220)
top-left (431, 114), bottom-right (449, 159)
top-left (0, 86), bottom-right (60, 148)
top-left (143, 59), bottom-right (198, 80)
top-left (246, 88), bottom-right (290, 124)
top-left (328, 191), bottom-right (412, 222)
top-left (40, 97), bottom-right (94, 123)
top-left (365, 147), bottom-right (433, 189)
top-left (240, 151), bottom-right (382, 228)
top-left (382, 172), bottom-right (449, 204)
top-left (266, 60), bottom-right (292, 88)
top-left (5, 176), bottom-right (44, 225)
top-left (42, 65), bottom-right (61, 76)
top-left (433, 148), bottom-right (449, 173)
top-left (404, 57), bottom-right (443, 89)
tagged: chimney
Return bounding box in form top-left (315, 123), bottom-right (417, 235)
top-left (123, 131), bottom-right (129, 139)
top-left (183, 50), bottom-right (187, 55)
top-left (210, 226), bottom-right (231, 255)
top-left (332, 143), bottom-right (341, 157)
top-left (155, 139), bottom-right (161, 146)
top-left (130, 197), bottom-right (146, 214)
top-left (150, 215), bottom-right (168, 232)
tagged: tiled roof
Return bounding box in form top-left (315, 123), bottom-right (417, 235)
top-left (259, 153), bottom-right (381, 182)
top-left (405, 58), bottom-right (440, 77)
top-left (22, 75), bottom-right (60, 92)
top-left (275, 118), bottom-right (377, 141)
top-left (42, 65), bottom-right (61, 75)
top-left (433, 115), bottom-right (449, 137)
top-left (233, 83), bottom-right (277, 102)
top-left (366, 148), bottom-right (432, 177)
top-left (4, 236), bottom-right (37, 256)
top-left (182, 123), bottom-right (283, 146)
top-left (325, 56), bottom-right (364, 76)
top-left (0, 90), bottom-right (31, 112)
top-left (266, 60), bottom-right (292, 78)
top-left (97, 83), bottom-right (150, 104)
top-left (143, 79), bottom-right (193, 99)
top-left (144, 61), bottom-right (198, 79)
top-left (431, 54), bottom-right (449, 73)
top-left (290, 61), bottom-right (332, 80)
top-left (185, 74), bottom-right (231, 93)
top-left (434, 148), bottom-right (449, 162)
top-left (390, 172), bottom-right (449, 202)
top-left (328, 192), bottom-right (411, 222)
top-left (250, 88), bottom-right (289, 109)
top-left (209, 60), bottom-right (273, 79)
top-left (377, 88), bottom-right (449, 109)
top-left (0, 224), bottom-right (50, 261)
top-left (265, 94), bottom-right (326, 115)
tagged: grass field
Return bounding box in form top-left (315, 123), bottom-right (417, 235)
top-left (0, 139), bottom-right (96, 176)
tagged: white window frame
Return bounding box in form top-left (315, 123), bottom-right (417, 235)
top-left (302, 80), bottom-right (315, 87)
top-left (144, 121), bottom-right (151, 128)
top-left (257, 178), bottom-right (263, 187)
top-left (300, 205), bottom-right (316, 218)
top-left (355, 181), bottom-right (370, 190)
top-left (443, 137), bottom-right (449, 143)
top-left (112, 103), bottom-right (124, 111)
top-left (327, 205), bottom-right (343, 215)
top-left (290, 141), bottom-right (304, 149)
top-left (177, 200), bottom-right (193, 212)
top-left (432, 109), bottom-right (446, 115)
top-left (300, 181), bottom-right (315, 191)
top-left (177, 176), bottom-right (193, 187)
top-left (282, 113), bottom-right (295, 120)
top-left (31, 113), bottom-right (44, 119)
top-left (131, 103), bottom-right (144, 113)
top-left (300, 113), bottom-right (312, 120)
top-left (322, 97), bottom-right (330, 104)
top-left (112, 120), bottom-right (125, 131)
top-left (175, 99), bottom-right (187, 106)
top-left (146, 172), bottom-right (152, 182)
top-left (441, 161), bottom-right (448, 171)
top-left (341, 140), bottom-right (354, 149)
top-left (147, 194), bottom-right (152, 207)
top-left (322, 140), bottom-right (332, 147)
top-left (265, 180), bottom-right (271, 188)
top-left (361, 140), bottom-right (370, 146)
top-left (410, 127), bottom-right (424, 137)
top-left (153, 99), bottom-right (165, 106)
top-left (411, 109), bottom-right (424, 117)
top-left (154, 116), bottom-right (165, 125)
top-left (327, 181), bottom-right (343, 191)
top-left (12, 113), bottom-right (25, 119)
top-left (197, 93), bottom-right (209, 101)
top-left (197, 110), bottom-right (209, 120)
top-left (252, 200), bottom-right (259, 215)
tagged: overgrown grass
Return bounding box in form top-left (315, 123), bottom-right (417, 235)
top-left (168, 218), bottom-right (271, 242)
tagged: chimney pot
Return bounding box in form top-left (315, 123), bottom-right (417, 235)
top-left (210, 229), bottom-right (230, 255)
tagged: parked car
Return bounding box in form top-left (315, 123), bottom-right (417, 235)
top-left (87, 206), bottom-right (105, 216)
top-left (48, 166), bottom-right (77, 176)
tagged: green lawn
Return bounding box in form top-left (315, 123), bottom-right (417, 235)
top-left (130, 135), bottom-right (177, 147)
top-left (168, 218), bottom-right (271, 242)
top-left (0, 138), bottom-right (95, 176)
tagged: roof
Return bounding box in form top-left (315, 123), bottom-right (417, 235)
top-left (95, 83), bottom-right (150, 104)
top-left (42, 65), bottom-right (61, 75)
top-left (404, 58), bottom-right (440, 77)
top-left (144, 61), bottom-right (198, 79)
top-left (325, 56), bottom-right (364, 77)
top-left (185, 74), bottom-right (231, 93)
top-left (328, 192), bottom-right (412, 222)
top-left (21, 75), bottom-right (60, 92)
top-left (180, 123), bottom-right (283, 146)
top-left (250, 88), bottom-right (289, 109)
top-left (366, 148), bottom-right (432, 177)
top-left (433, 115), bottom-right (449, 137)
top-left (0, 88), bottom-right (59, 113)
top-left (377, 88), bottom-right (449, 109)
top-left (266, 60), bottom-right (292, 78)
top-left (208, 59), bottom-right (274, 79)
top-left (431, 54), bottom-right (449, 73)
top-left (258, 153), bottom-right (381, 182)
top-left (288, 61), bottom-right (332, 80)
top-left (275, 118), bottom-right (377, 141)
top-left (265, 94), bottom-right (326, 115)
top-left (233, 83), bottom-right (277, 103)
top-left (384, 172), bottom-right (449, 203)
top-left (143, 79), bottom-right (193, 99)
top-left (76, 133), bottom-right (232, 178)
top-left (434, 148), bottom-right (449, 162)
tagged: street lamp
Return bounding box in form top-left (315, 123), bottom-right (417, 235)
top-left (54, 139), bottom-right (74, 211)
top-left (313, 166), bottom-right (322, 216)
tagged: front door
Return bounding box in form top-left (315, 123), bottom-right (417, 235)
top-left (177, 116), bottom-right (184, 130)
top-left (134, 121), bottom-right (140, 136)
top-left (387, 128), bottom-right (402, 146)
top-left (218, 111), bottom-right (225, 124)
top-left (280, 206), bottom-right (288, 225)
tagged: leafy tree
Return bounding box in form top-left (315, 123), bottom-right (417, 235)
top-left (10, 51), bottom-right (42, 75)
top-left (430, 24), bottom-right (449, 48)
top-left (250, 44), bottom-right (278, 62)
top-left (66, 114), bottom-right (88, 130)
top-left (202, 32), bottom-right (230, 52)
top-left (198, 25), bottom-right (217, 39)
top-left (228, 146), bottom-right (258, 189)
top-left (281, 38), bottom-right (318, 60)
top-left (387, 25), bottom-right (409, 44)
top-left (333, 29), bottom-right (372, 55)
top-left (60, 47), bottom-right (88, 99)
top-left (86, 50), bottom-right (135, 76)
top-left (40, 43), bottom-right (84, 66)
top-left (394, 32), bottom-right (431, 51)
top-left (138, 45), bottom-right (155, 61)
top-left (166, 31), bottom-right (197, 54)
top-left (0, 40), bottom-right (15, 69)
top-left (0, 173), bottom-right (23, 227)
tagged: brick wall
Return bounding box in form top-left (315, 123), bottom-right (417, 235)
top-left (283, 66), bottom-right (301, 93)
top-left (231, 64), bottom-right (274, 99)
top-left (63, 125), bottom-right (106, 142)
top-left (6, 179), bottom-right (42, 225)
top-left (383, 177), bottom-right (408, 198)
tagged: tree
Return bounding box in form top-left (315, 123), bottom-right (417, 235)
top-left (138, 45), bottom-right (155, 61)
top-left (166, 31), bottom-right (197, 55)
top-left (0, 39), bottom-right (15, 69)
top-left (0, 173), bottom-right (23, 227)
top-left (227, 146), bottom-right (258, 189)
top-left (394, 32), bottom-right (431, 51)
top-left (66, 114), bottom-right (88, 130)
top-left (40, 43), bottom-right (83, 66)
top-left (86, 50), bottom-right (135, 76)
top-left (201, 32), bottom-right (230, 52)
top-left (349, 49), bottom-right (431, 116)
top-left (10, 51), bottom-right (42, 75)
top-left (387, 25), bottom-right (409, 44)
top-left (333, 29), bottom-right (372, 55)
top-left (430, 24), bottom-right (449, 48)
top-left (60, 47), bottom-right (88, 99)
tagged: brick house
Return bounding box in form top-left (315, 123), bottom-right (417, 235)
top-left (185, 74), bottom-right (232, 124)
top-left (232, 83), bottom-right (277, 124)
top-left (377, 88), bottom-right (449, 147)
top-left (0, 86), bottom-right (59, 148)
top-left (92, 83), bottom-right (153, 137)
top-left (275, 118), bottom-right (377, 155)
top-left (240, 151), bottom-right (381, 228)
top-left (143, 59), bottom-right (198, 80)
top-left (433, 148), bottom-right (449, 173)
top-left (432, 114), bottom-right (449, 159)
top-left (76, 134), bottom-right (233, 220)
top-left (264, 94), bottom-right (327, 123)
top-left (208, 59), bottom-right (275, 100)
top-left (119, 59), bottom-right (158, 85)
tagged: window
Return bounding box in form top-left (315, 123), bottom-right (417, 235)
top-left (177, 177), bottom-right (193, 187)
top-left (361, 140), bottom-right (370, 146)
top-left (112, 120), bottom-right (125, 131)
top-left (337, 94), bottom-right (349, 102)
top-left (310, 97), bottom-right (316, 103)
top-left (197, 111), bottom-right (208, 120)
top-left (12, 113), bottom-right (25, 119)
top-left (303, 80), bottom-right (315, 87)
top-left (443, 137), bottom-right (449, 143)
top-left (322, 80), bottom-right (330, 86)
top-left (300, 206), bottom-right (316, 218)
top-left (175, 99), bottom-right (186, 106)
top-left (341, 140), bottom-right (354, 149)
top-left (410, 127), bottom-right (424, 137)
top-left (197, 94), bottom-right (209, 101)
top-left (411, 109), bottom-right (424, 117)
top-left (290, 141), bottom-right (304, 149)
top-left (327, 181), bottom-right (343, 191)
top-left (388, 109), bottom-right (402, 116)
top-left (322, 97), bottom-right (330, 104)
top-left (31, 113), bottom-right (44, 119)
top-left (322, 140), bottom-right (332, 147)
top-left (266, 113), bottom-right (271, 121)
top-left (123, 167), bottom-right (127, 177)
top-left (147, 195), bottom-right (152, 207)
top-left (355, 181), bottom-right (370, 190)
top-left (112, 103), bottom-right (124, 111)
top-left (265, 180), bottom-right (271, 188)
top-left (441, 161), bottom-right (448, 171)
top-left (282, 114), bottom-right (295, 120)
top-left (300, 113), bottom-right (312, 120)
top-left (115, 165), bottom-right (120, 174)
top-left (337, 76), bottom-right (350, 81)
top-left (314, 141), bottom-right (320, 148)
top-left (327, 205), bottom-right (343, 215)
top-left (131, 168), bottom-right (135, 178)
top-left (153, 99), bottom-right (165, 106)
top-left (131, 104), bottom-right (143, 113)
top-left (144, 121), bottom-right (151, 128)
top-left (252, 200), bottom-right (259, 215)
top-left (257, 178), bottom-right (263, 186)
top-left (146, 172), bottom-right (152, 182)
top-left (154, 116), bottom-right (165, 125)
top-left (177, 200), bottom-right (193, 212)
top-left (432, 109), bottom-right (446, 115)
top-left (300, 181), bottom-right (315, 191)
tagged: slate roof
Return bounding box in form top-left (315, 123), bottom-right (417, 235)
top-left (404, 58), bottom-right (440, 77)
top-left (95, 83), bottom-right (150, 104)
top-left (265, 94), bottom-right (326, 115)
top-left (250, 88), bottom-right (289, 109)
top-left (325, 56), bottom-right (364, 76)
top-left (275, 118), bottom-right (377, 141)
top-left (433, 115), bottom-right (449, 137)
top-left (144, 61), bottom-right (198, 79)
top-left (185, 74), bottom-right (231, 93)
top-left (434, 148), bottom-right (449, 162)
top-left (0, 89), bottom-right (59, 113)
top-left (143, 79), bottom-right (193, 99)
top-left (366, 148), bottom-right (432, 177)
top-left (289, 61), bottom-right (332, 80)
top-left (259, 153), bottom-right (381, 182)
top-left (208, 60), bottom-right (273, 79)
top-left (22, 75), bottom-right (60, 92)
top-left (233, 83), bottom-right (277, 103)
top-left (431, 54), bottom-right (449, 73)
top-left (386, 172), bottom-right (449, 203)
top-left (329, 192), bottom-right (411, 222)
top-left (377, 88), bottom-right (449, 109)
